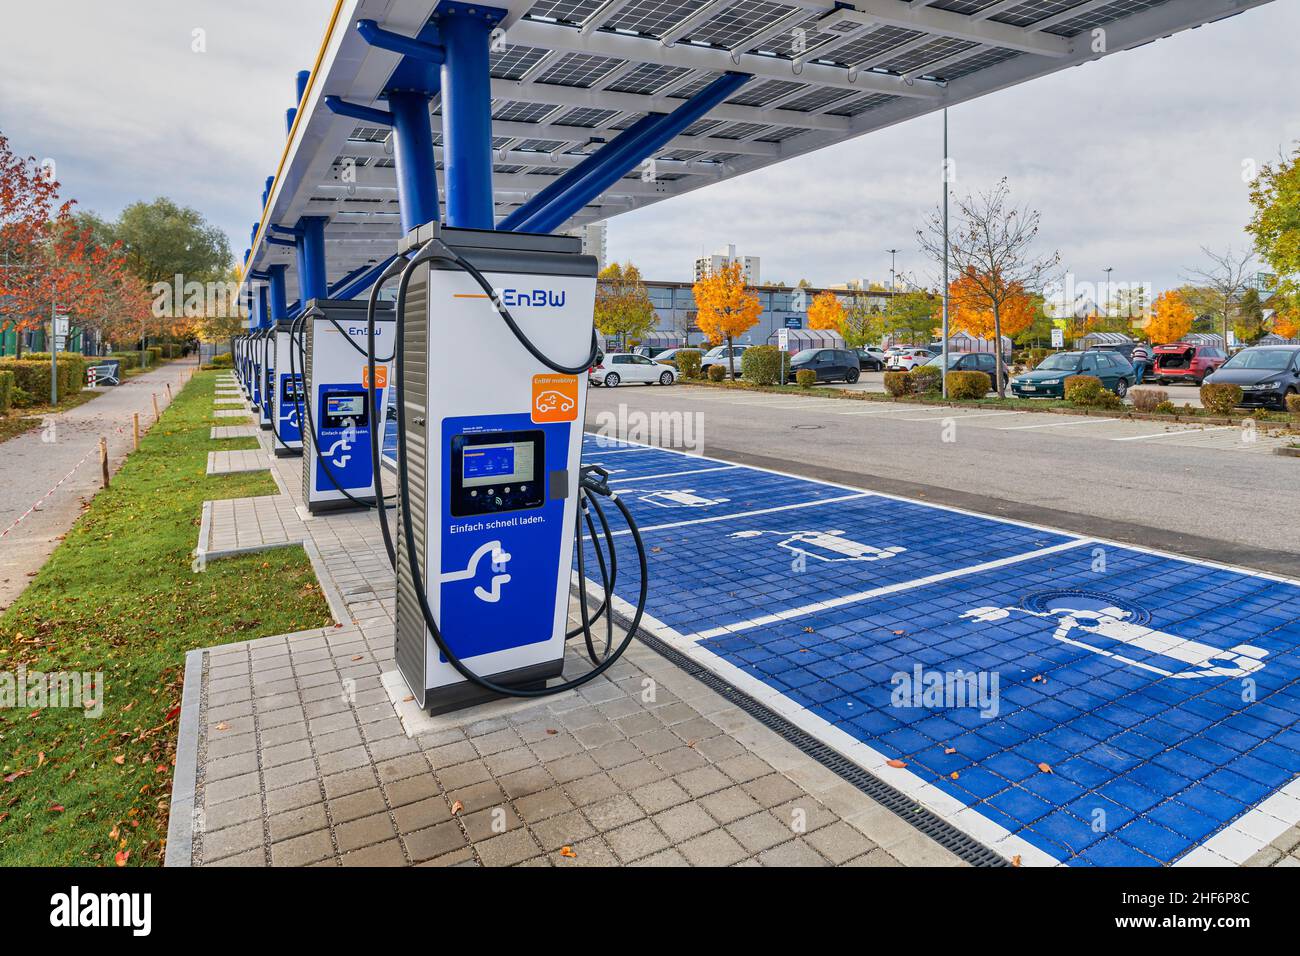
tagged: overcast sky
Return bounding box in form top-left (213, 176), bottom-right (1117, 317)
top-left (1, 0), bottom-right (1294, 293)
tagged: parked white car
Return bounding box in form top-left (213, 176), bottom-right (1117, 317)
top-left (886, 347), bottom-right (935, 371)
top-left (700, 344), bottom-right (748, 377)
top-left (590, 353), bottom-right (679, 387)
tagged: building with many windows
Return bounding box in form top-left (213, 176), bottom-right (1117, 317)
top-left (639, 279), bottom-right (897, 348)
top-left (693, 245), bottom-right (761, 286)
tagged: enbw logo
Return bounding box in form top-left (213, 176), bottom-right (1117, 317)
top-left (499, 288), bottom-right (567, 308)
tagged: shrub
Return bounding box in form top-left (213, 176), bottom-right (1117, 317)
top-left (1154, 400), bottom-right (1177, 415)
top-left (707, 363), bottom-right (726, 382)
top-left (1200, 382), bottom-right (1243, 416)
top-left (11, 386), bottom-right (35, 408)
top-left (209, 353), bottom-right (234, 368)
top-left (1129, 387), bottom-right (1169, 413)
top-left (883, 371), bottom-right (912, 397)
top-left (795, 368), bottom-right (817, 389)
top-left (1064, 375), bottom-right (1105, 405)
top-left (146, 346), bottom-right (163, 365)
top-left (1287, 392), bottom-right (1300, 417)
top-left (908, 365), bottom-right (942, 394)
top-left (0, 370), bottom-right (13, 414)
top-left (741, 345), bottom-right (784, 386)
top-left (1020, 348), bottom-right (1055, 370)
top-left (675, 349), bottom-right (702, 380)
top-left (946, 370), bottom-right (992, 400)
top-left (0, 355), bottom-right (85, 402)
top-left (112, 351), bottom-right (142, 370)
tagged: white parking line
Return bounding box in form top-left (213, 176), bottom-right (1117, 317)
top-left (902, 411), bottom-right (1026, 422)
top-left (685, 537), bottom-right (1092, 641)
top-left (834, 405), bottom-right (910, 416)
top-left (608, 465), bottom-right (738, 482)
top-left (999, 417), bottom-right (1119, 431)
top-left (1111, 426), bottom-right (1234, 442)
top-left (590, 492), bottom-right (871, 538)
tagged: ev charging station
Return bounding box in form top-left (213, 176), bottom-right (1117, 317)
top-left (271, 320), bottom-right (303, 456)
top-left (392, 226), bottom-right (599, 713)
top-left (297, 299), bottom-right (395, 513)
top-left (257, 330), bottom-right (274, 431)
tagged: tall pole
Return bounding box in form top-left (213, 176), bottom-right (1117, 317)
top-left (1103, 266), bottom-right (1112, 320)
top-left (886, 249), bottom-right (898, 292)
top-left (50, 299), bottom-right (58, 405)
top-left (941, 108), bottom-right (950, 400)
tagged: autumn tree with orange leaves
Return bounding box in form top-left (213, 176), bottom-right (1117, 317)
top-left (1144, 289), bottom-right (1195, 345)
top-left (692, 260), bottom-right (762, 379)
top-left (807, 290), bottom-right (846, 333)
top-left (947, 269), bottom-right (1036, 343)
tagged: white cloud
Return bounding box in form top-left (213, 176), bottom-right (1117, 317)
top-left (1, 0), bottom-right (1292, 290)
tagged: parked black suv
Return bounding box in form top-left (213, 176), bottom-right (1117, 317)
top-left (787, 348), bottom-right (861, 384)
top-left (1203, 345), bottom-right (1300, 409)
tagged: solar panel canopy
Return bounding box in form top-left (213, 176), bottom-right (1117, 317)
top-left (248, 0), bottom-right (1273, 299)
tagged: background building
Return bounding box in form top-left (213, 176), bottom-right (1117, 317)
top-left (693, 244), bottom-right (760, 286)
top-left (640, 279), bottom-right (896, 348)
top-left (564, 221), bottom-right (607, 270)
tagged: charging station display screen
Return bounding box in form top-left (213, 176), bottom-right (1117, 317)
top-left (451, 430), bottom-right (545, 516)
top-left (322, 391), bottom-right (369, 429)
top-left (281, 375), bottom-right (303, 402)
top-left (462, 443), bottom-right (525, 487)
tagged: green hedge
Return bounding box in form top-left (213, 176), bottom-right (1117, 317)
top-left (0, 370), bottom-right (13, 414)
top-left (795, 368), bottom-right (817, 389)
top-left (675, 349), bottom-right (702, 379)
top-left (707, 363), bottom-right (726, 382)
top-left (0, 354), bottom-right (86, 400)
top-left (946, 370), bottom-right (992, 400)
top-left (883, 371), bottom-right (911, 396)
top-left (1064, 374), bottom-right (1122, 409)
top-left (1200, 382), bottom-right (1243, 416)
top-left (741, 345), bottom-right (784, 386)
top-left (112, 351), bottom-right (142, 370)
top-left (207, 353), bottom-right (234, 368)
top-left (908, 365), bottom-right (942, 394)
top-left (147, 346), bottom-right (162, 365)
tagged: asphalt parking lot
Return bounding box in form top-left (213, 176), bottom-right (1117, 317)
top-left (584, 382), bottom-right (1299, 574)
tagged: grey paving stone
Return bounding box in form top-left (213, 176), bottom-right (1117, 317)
top-left (514, 787), bottom-right (574, 824)
top-left (653, 802), bottom-right (717, 844)
top-left (607, 759), bottom-right (666, 791)
top-left (629, 778), bottom-right (690, 815)
top-left (403, 821), bottom-right (467, 863)
top-left (530, 809), bottom-right (596, 852)
top-left (743, 773), bottom-right (806, 809)
top-left (606, 818), bottom-right (670, 863)
top-left (678, 829), bottom-right (748, 867)
top-left (758, 840), bottom-right (829, 867)
top-left (328, 788), bottom-right (389, 825)
top-left (334, 811), bottom-right (398, 853)
top-left (727, 811), bottom-right (797, 855)
top-left (564, 772), bottom-right (621, 808)
top-left (544, 752), bottom-right (600, 785)
top-left (583, 793), bottom-right (645, 832)
top-left (630, 847), bottom-right (689, 867)
top-left (269, 803), bottom-right (329, 843)
top-left (270, 829), bottom-right (335, 867)
top-left (476, 829), bottom-right (542, 867)
top-left (805, 821), bottom-right (878, 865)
top-left (203, 819), bottom-right (264, 862)
top-left (384, 773), bottom-right (440, 809)
top-left (262, 758), bottom-right (319, 792)
top-left (393, 796), bottom-right (452, 834)
top-left (341, 839), bottom-right (407, 867)
top-left (675, 764), bottom-right (732, 798)
top-left (436, 759), bottom-right (492, 791)
top-left (699, 786), bottom-right (765, 825)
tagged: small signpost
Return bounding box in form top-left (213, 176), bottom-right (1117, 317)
top-left (1051, 326), bottom-right (1065, 349)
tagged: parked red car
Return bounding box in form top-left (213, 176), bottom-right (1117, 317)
top-left (1152, 342), bottom-right (1228, 384)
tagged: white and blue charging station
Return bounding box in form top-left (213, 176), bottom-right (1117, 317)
top-left (297, 299), bottom-right (395, 514)
top-left (391, 227), bottom-right (600, 713)
top-left (257, 330), bottom-right (274, 431)
top-left (271, 321), bottom-right (303, 456)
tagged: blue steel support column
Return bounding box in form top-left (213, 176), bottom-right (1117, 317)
top-left (258, 285), bottom-right (271, 330)
top-left (437, 4), bottom-right (501, 229)
top-left (506, 71), bottom-right (752, 235)
top-left (268, 264), bottom-right (289, 321)
top-left (252, 283), bottom-right (266, 330)
top-left (296, 70), bottom-right (311, 104)
top-left (388, 91), bottom-right (441, 233)
top-left (296, 216), bottom-right (328, 303)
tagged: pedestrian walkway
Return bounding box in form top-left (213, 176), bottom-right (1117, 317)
top-left (0, 356), bottom-right (193, 611)
top-left (166, 383), bottom-right (963, 868)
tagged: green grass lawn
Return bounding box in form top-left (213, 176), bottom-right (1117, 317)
top-left (0, 370), bottom-right (330, 866)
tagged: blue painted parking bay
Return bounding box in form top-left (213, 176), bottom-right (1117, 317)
top-left (580, 436), bottom-right (1300, 866)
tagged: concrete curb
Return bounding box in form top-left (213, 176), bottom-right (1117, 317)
top-left (163, 647), bottom-right (205, 867)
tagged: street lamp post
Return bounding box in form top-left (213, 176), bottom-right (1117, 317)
top-left (886, 248), bottom-right (899, 293)
top-left (940, 108), bottom-right (949, 399)
top-left (1102, 266), bottom-right (1113, 319)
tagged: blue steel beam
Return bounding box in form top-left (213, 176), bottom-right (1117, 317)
top-left (295, 70), bottom-right (310, 104)
top-left (327, 264), bottom-right (372, 296)
top-left (324, 96), bottom-right (393, 127)
top-left (268, 264), bottom-right (289, 321)
top-left (507, 71), bottom-right (753, 235)
top-left (331, 255), bottom-right (401, 301)
top-left (437, 4), bottom-right (502, 230)
top-left (296, 216), bottom-right (328, 303)
top-left (356, 19), bottom-right (445, 63)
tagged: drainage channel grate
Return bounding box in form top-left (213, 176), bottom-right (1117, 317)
top-left (609, 611), bottom-right (1010, 867)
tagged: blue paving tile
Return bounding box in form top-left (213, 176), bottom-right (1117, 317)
top-left (577, 448), bottom-right (1300, 865)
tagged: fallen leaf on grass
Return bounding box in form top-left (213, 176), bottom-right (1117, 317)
top-left (115, 850), bottom-right (129, 867)
top-left (113, 755), bottom-right (125, 766)
top-left (48, 804), bottom-right (64, 813)
top-left (4, 770), bottom-right (30, 784)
